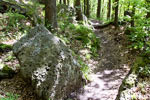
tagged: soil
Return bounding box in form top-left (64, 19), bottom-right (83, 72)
top-left (0, 21), bottom-right (134, 100)
top-left (66, 21), bottom-right (134, 100)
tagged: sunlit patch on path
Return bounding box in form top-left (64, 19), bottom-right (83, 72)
top-left (67, 21), bottom-right (132, 100)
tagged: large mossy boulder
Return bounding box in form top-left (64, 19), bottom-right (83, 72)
top-left (13, 25), bottom-right (83, 100)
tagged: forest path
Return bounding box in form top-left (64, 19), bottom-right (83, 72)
top-left (68, 21), bottom-right (133, 100)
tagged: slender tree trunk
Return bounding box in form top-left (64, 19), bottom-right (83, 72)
top-left (63, 0), bottom-right (66, 5)
top-left (146, 0), bottom-right (150, 18)
top-left (86, 0), bottom-right (90, 18)
top-left (45, 0), bottom-right (57, 30)
top-left (74, 0), bottom-right (83, 21)
top-left (124, 4), bottom-right (130, 17)
top-left (114, 0), bottom-right (119, 27)
top-left (84, 0), bottom-right (86, 14)
top-left (97, 0), bottom-right (101, 18)
top-left (67, 0), bottom-right (70, 5)
top-left (107, 0), bottom-right (111, 20)
top-left (147, 12), bottom-right (150, 18)
top-left (60, 0), bottom-right (62, 4)
top-left (112, 0), bottom-right (115, 19)
top-left (131, 5), bottom-right (135, 27)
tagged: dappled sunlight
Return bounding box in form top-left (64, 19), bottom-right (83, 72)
top-left (68, 24), bottom-right (132, 100)
top-left (76, 64), bottom-right (130, 100)
top-left (1, 0), bottom-right (148, 99)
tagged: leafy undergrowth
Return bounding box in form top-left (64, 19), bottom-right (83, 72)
top-left (0, 4), bottom-right (101, 100)
top-left (56, 4), bottom-right (101, 80)
top-left (120, 75), bottom-right (150, 100)
top-left (0, 12), bottom-right (32, 42)
top-left (55, 24), bottom-right (100, 81)
top-left (0, 93), bottom-right (19, 100)
top-left (118, 17), bottom-right (150, 99)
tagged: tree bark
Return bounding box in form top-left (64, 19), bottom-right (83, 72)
top-left (146, 12), bottom-right (150, 18)
top-left (146, 0), bottom-right (150, 18)
top-left (107, 0), bottom-right (111, 20)
top-left (74, 0), bottom-right (83, 21)
top-left (131, 5), bottom-right (135, 27)
top-left (67, 0), bottom-right (70, 5)
top-left (114, 0), bottom-right (119, 27)
top-left (45, 0), bottom-right (57, 30)
top-left (97, 0), bottom-right (101, 18)
top-left (63, 0), bottom-right (66, 5)
top-left (60, 0), bottom-right (62, 4)
top-left (86, 0), bottom-right (90, 18)
top-left (84, 0), bottom-right (86, 14)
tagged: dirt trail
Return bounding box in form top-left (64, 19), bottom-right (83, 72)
top-left (68, 22), bottom-right (133, 100)
top-left (0, 21), bottom-right (133, 100)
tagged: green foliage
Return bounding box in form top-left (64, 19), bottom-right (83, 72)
top-left (2, 65), bottom-right (14, 74)
top-left (78, 56), bottom-right (90, 80)
top-left (0, 12), bottom-right (31, 41)
top-left (0, 93), bottom-right (19, 100)
top-left (6, 12), bottom-right (26, 27)
top-left (123, 0), bottom-right (150, 78)
top-left (4, 55), bottom-right (14, 62)
top-left (71, 51), bottom-right (90, 80)
top-left (69, 24), bottom-right (100, 55)
top-left (131, 94), bottom-right (137, 100)
top-left (58, 21), bottom-right (100, 56)
top-left (0, 44), bottom-right (12, 51)
top-left (127, 18), bottom-right (150, 56)
top-left (138, 65), bottom-right (150, 77)
top-left (133, 57), bottom-right (150, 77)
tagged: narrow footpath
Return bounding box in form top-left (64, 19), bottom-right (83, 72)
top-left (68, 21), bottom-right (133, 100)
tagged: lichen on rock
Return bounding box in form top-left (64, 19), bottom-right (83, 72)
top-left (13, 25), bottom-right (83, 100)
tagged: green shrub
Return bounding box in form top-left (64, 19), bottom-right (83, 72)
top-left (134, 57), bottom-right (150, 77)
top-left (0, 44), bottom-right (12, 51)
top-left (1, 93), bottom-right (19, 100)
top-left (127, 18), bottom-right (150, 54)
top-left (69, 24), bottom-right (100, 55)
top-left (6, 12), bottom-right (26, 27)
top-left (138, 65), bottom-right (150, 77)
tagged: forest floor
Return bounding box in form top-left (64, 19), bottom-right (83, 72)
top-left (67, 21), bottom-right (135, 100)
top-left (0, 21), bottom-right (135, 100)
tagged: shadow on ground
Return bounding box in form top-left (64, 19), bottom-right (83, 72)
top-left (67, 23), bottom-right (133, 100)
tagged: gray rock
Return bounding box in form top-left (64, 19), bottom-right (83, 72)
top-left (13, 25), bottom-right (83, 100)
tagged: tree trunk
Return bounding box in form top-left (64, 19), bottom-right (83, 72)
top-left (84, 0), bottom-right (86, 14)
top-left (67, 0), bottom-right (70, 5)
top-left (86, 0), bottom-right (90, 18)
top-left (146, 0), bottom-right (150, 18)
top-left (97, 0), bottom-right (101, 18)
top-left (60, 0), bottom-right (62, 4)
top-left (74, 0), bottom-right (83, 21)
top-left (63, 0), bottom-right (66, 5)
top-left (131, 5), bottom-right (135, 27)
top-left (45, 0), bottom-right (57, 30)
top-left (112, 0), bottom-right (115, 19)
top-left (114, 0), bottom-right (119, 27)
top-left (107, 0), bottom-right (111, 20)
top-left (147, 12), bottom-right (150, 18)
